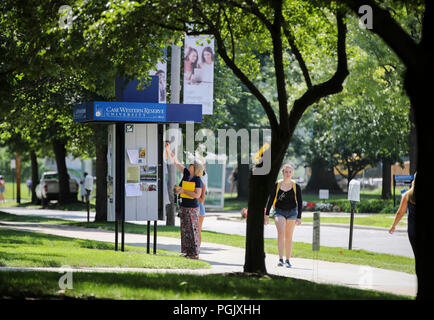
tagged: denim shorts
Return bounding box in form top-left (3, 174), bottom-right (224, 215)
top-left (199, 202), bottom-right (206, 217)
top-left (274, 207), bottom-right (298, 220)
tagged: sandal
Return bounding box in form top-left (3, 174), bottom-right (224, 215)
top-left (186, 255), bottom-right (199, 260)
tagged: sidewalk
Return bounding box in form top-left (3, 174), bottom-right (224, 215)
top-left (0, 219), bottom-right (416, 298)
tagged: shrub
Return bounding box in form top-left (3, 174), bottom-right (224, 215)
top-left (302, 198), bottom-right (396, 214)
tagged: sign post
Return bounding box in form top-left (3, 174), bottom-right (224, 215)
top-left (312, 211), bottom-right (320, 251)
top-left (347, 180), bottom-right (360, 250)
top-left (74, 76), bottom-right (202, 253)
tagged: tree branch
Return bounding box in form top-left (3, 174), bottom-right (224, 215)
top-left (270, 1), bottom-right (289, 133)
top-left (192, 2), bottom-right (279, 132)
top-left (215, 0), bottom-right (273, 31)
top-left (222, 6), bottom-right (236, 62)
top-left (282, 20), bottom-right (313, 89)
top-left (288, 10), bottom-right (349, 137)
top-left (341, 0), bottom-right (426, 69)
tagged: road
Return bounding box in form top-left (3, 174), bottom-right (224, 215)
top-left (202, 216), bottom-right (414, 258)
top-left (0, 207), bottom-right (414, 258)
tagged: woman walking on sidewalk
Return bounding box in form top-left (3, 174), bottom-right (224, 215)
top-left (165, 142), bottom-right (203, 259)
top-left (264, 164), bottom-right (302, 268)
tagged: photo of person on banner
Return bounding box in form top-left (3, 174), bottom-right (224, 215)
top-left (184, 47), bottom-right (199, 82)
top-left (149, 58), bottom-right (167, 103)
top-left (184, 35), bottom-right (214, 115)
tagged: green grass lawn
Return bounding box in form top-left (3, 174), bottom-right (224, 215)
top-left (0, 228), bottom-right (209, 270)
top-left (0, 271), bottom-right (410, 300)
top-left (0, 211), bottom-right (414, 300)
top-left (0, 182), bottom-right (32, 201)
top-left (0, 211), bottom-right (415, 274)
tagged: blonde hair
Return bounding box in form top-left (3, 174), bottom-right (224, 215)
top-left (282, 163), bottom-right (294, 172)
top-left (192, 162), bottom-right (204, 177)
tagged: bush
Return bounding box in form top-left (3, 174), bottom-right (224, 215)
top-left (303, 199), bottom-right (396, 214)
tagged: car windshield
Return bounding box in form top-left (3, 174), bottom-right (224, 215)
top-left (44, 173), bottom-right (58, 180)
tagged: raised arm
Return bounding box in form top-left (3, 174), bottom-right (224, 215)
top-left (165, 142), bottom-right (185, 173)
top-left (389, 191), bottom-right (409, 234)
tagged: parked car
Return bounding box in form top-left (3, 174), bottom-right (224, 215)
top-left (35, 171), bottom-right (79, 205)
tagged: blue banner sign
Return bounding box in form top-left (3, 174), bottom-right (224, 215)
top-left (94, 101), bottom-right (166, 122)
top-left (73, 101), bottom-right (202, 123)
top-left (394, 174), bottom-right (414, 186)
top-left (394, 175), bottom-right (414, 181)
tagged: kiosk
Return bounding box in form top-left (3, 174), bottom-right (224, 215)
top-left (73, 76), bottom-right (202, 252)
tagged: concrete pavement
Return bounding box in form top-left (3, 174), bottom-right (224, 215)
top-left (0, 206), bottom-right (417, 298)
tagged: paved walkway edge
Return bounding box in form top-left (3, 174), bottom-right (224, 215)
top-left (0, 221), bottom-right (417, 298)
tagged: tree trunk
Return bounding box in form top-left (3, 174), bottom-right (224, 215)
top-left (304, 158), bottom-right (343, 194)
top-left (409, 107), bottom-right (417, 175)
top-left (30, 150), bottom-right (39, 204)
top-left (94, 136), bottom-right (108, 222)
top-left (236, 159), bottom-right (249, 200)
top-left (244, 137), bottom-right (287, 274)
top-left (52, 139), bottom-right (71, 204)
top-left (15, 152), bottom-right (21, 204)
top-left (347, 0), bottom-right (434, 299)
top-left (405, 66), bottom-right (434, 300)
top-left (244, 173), bottom-right (270, 273)
top-left (381, 159), bottom-right (392, 199)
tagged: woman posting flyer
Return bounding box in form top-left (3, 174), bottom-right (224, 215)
top-left (165, 142), bottom-right (203, 259)
top-left (264, 164), bottom-right (302, 268)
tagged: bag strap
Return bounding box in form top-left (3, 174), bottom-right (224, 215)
top-left (272, 180), bottom-right (298, 208)
top-left (272, 180), bottom-right (282, 208)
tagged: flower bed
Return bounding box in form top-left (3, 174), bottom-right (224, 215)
top-left (302, 199), bottom-right (398, 213)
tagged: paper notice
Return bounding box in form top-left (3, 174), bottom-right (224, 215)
top-left (125, 183), bottom-right (142, 197)
top-left (126, 166), bottom-right (140, 183)
top-left (127, 149), bottom-right (139, 164)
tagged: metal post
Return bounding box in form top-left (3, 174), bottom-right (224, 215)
top-left (121, 215), bottom-right (125, 252)
top-left (87, 197), bottom-right (90, 223)
top-left (312, 212), bottom-right (320, 251)
top-left (393, 174), bottom-right (396, 207)
top-left (147, 221), bottom-right (151, 254)
top-left (115, 123), bottom-right (125, 252)
top-left (349, 201), bottom-right (355, 250)
top-left (153, 220), bottom-right (157, 254)
top-left (120, 124), bottom-right (125, 253)
top-left (115, 219), bottom-right (118, 251)
top-left (166, 44), bottom-right (181, 226)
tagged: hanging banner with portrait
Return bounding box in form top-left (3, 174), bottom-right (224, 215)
top-left (183, 35), bottom-right (214, 115)
top-left (149, 56), bottom-right (167, 103)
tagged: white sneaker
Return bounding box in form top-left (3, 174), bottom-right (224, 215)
top-left (277, 259), bottom-right (284, 267)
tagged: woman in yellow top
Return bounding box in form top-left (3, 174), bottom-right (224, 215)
top-left (389, 173), bottom-right (416, 256)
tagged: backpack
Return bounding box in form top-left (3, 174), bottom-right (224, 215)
top-left (271, 180), bottom-right (297, 214)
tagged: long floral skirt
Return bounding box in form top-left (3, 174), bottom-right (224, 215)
top-left (179, 206), bottom-right (200, 256)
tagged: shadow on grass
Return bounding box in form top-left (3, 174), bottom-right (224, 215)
top-left (2, 200), bottom-right (96, 212)
top-left (0, 271), bottom-right (409, 300)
